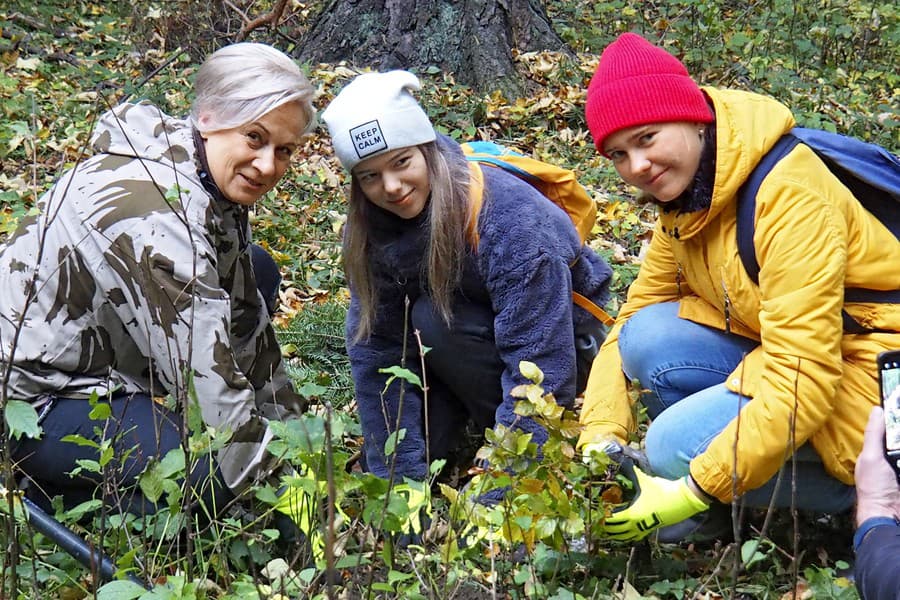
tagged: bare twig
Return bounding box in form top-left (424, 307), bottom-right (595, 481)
top-left (119, 48), bottom-right (188, 105)
top-left (231, 0), bottom-right (290, 41)
top-left (790, 357), bottom-right (802, 600)
top-left (413, 328), bottom-right (430, 471)
top-left (323, 401), bottom-right (336, 600)
top-left (8, 12), bottom-right (50, 31)
top-left (363, 294), bottom-right (413, 596)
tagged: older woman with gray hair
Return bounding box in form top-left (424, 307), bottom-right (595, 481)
top-left (1, 43), bottom-right (313, 523)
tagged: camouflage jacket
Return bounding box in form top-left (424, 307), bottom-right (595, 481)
top-left (0, 101), bottom-right (304, 493)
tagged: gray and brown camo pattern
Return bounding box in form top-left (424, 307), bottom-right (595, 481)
top-left (0, 101), bottom-right (304, 493)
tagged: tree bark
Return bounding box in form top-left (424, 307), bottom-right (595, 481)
top-left (294, 0), bottom-right (570, 97)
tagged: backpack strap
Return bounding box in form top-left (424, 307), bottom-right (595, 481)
top-left (736, 132), bottom-right (899, 334)
top-left (573, 291), bottom-right (616, 327)
top-left (736, 134), bottom-right (801, 284)
top-left (466, 161), bottom-right (485, 248)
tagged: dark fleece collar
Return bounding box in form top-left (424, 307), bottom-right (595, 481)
top-left (679, 123), bottom-right (717, 213)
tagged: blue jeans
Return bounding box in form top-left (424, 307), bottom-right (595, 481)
top-left (619, 302), bottom-right (855, 513)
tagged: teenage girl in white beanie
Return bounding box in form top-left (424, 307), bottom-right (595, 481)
top-left (322, 70), bottom-right (613, 488)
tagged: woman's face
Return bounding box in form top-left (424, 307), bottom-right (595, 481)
top-left (200, 100), bottom-right (307, 206)
top-left (603, 121), bottom-right (706, 203)
top-left (353, 146), bottom-right (430, 219)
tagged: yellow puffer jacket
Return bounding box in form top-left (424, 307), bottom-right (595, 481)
top-left (580, 87), bottom-right (900, 502)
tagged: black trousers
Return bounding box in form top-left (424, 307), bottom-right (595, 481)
top-left (14, 393), bottom-right (233, 517)
top-left (12, 244), bottom-right (280, 516)
top-left (410, 294), bottom-right (603, 461)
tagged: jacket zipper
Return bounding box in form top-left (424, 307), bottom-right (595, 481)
top-left (722, 281), bottom-right (732, 334)
top-left (676, 263), bottom-right (684, 298)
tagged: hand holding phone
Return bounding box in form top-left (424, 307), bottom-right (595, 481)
top-left (878, 350), bottom-right (900, 479)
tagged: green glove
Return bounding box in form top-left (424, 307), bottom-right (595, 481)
top-left (273, 473), bottom-right (324, 560)
top-left (274, 483), bottom-right (314, 531)
top-left (601, 466), bottom-right (710, 541)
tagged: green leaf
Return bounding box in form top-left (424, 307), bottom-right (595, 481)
top-left (428, 458), bottom-right (447, 475)
top-left (334, 554), bottom-right (370, 569)
top-left (514, 565), bottom-right (531, 584)
top-left (298, 381), bottom-right (328, 398)
top-left (99, 444), bottom-right (115, 467)
top-left (61, 434), bottom-right (100, 448)
top-left (384, 428), bottom-right (407, 456)
top-left (378, 366), bottom-right (422, 391)
top-left (741, 539), bottom-right (768, 567)
top-left (89, 402), bottom-right (112, 420)
top-left (164, 184), bottom-right (183, 206)
top-left (4, 400), bottom-right (41, 440)
top-left (519, 360), bottom-right (544, 384)
top-left (74, 459), bottom-right (101, 474)
top-left (139, 464), bottom-right (164, 503)
top-left (388, 569), bottom-right (415, 585)
top-left (96, 580), bottom-right (147, 600)
top-left (255, 485), bottom-right (280, 505)
top-left (67, 499), bottom-right (103, 521)
top-left (516, 432), bottom-right (533, 454)
top-left (158, 447), bottom-right (185, 477)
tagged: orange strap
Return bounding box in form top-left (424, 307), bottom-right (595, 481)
top-left (466, 161), bottom-right (484, 248)
top-left (573, 291), bottom-right (616, 327)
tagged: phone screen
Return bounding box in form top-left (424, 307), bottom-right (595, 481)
top-left (880, 353), bottom-right (900, 454)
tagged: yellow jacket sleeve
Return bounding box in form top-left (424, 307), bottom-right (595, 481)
top-left (579, 223), bottom-right (686, 447)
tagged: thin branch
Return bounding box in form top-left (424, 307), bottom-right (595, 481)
top-left (232, 0), bottom-right (291, 41)
top-left (323, 401), bottom-right (336, 600)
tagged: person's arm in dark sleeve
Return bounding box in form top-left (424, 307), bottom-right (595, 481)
top-left (855, 519), bottom-right (900, 600)
top-left (346, 287), bottom-right (427, 481)
top-left (854, 406), bottom-right (900, 600)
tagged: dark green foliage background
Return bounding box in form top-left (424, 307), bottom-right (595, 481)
top-left (0, 1), bottom-right (897, 597)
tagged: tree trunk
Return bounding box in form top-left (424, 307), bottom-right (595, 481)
top-left (295, 0), bottom-right (570, 97)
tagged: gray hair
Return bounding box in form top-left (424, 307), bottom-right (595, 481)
top-left (190, 42), bottom-right (315, 134)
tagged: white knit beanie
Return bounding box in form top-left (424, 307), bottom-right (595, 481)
top-left (322, 70), bottom-right (436, 172)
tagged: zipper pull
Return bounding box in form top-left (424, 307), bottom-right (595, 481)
top-left (722, 283), bottom-right (732, 334)
top-left (676, 263), bottom-right (684, 298)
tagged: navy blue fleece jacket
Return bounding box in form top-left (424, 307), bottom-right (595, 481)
top-left (347, 136), bottom-right (613, 480)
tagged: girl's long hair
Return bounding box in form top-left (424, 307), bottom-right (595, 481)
top-left (344, 140), bottom-right (473, 342)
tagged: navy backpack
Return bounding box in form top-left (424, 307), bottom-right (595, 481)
top-left (736, 127), bottom-right (900, 333)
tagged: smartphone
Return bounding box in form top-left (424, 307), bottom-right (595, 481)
top-left (878, 350), bottom-right (900, 477)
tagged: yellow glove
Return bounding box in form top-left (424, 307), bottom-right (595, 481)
top-left (274, 483), bottom-right (314, 531)
top-left (390, 481), bottom-right (431, 535)
top-left (601, 466), bottom-right (710, 542)
top-left (274, 471), bottom-right (324, 560)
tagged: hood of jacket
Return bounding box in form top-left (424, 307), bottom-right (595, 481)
top-left (661, 88), bottom-right (796, 240)
top-left (90, 100), bottom-right (200, 180)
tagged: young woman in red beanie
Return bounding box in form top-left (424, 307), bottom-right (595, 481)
top-left (578, 32), bottom-right (900, 543)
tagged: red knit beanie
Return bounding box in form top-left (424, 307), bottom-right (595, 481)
top-left (585, 33), bottom-right (713, 153)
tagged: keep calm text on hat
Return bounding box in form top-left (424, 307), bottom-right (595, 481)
top-left (322, 70), bottom-right (436, 172)
top-left (585, 32), bottom-right (713, 154)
